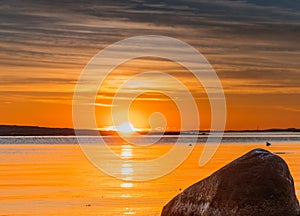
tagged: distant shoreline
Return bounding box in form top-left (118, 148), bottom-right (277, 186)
top-left (0, 125), bottom-right (299, 136)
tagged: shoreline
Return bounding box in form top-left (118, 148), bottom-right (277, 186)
top-left (0, 125), bottom-right (300, 136)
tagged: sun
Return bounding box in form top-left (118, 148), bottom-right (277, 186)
top-left (117, 122), bottom-right (135, 133)
top-left (104, 122), bottom-right (136, 133)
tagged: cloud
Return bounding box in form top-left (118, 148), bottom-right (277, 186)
top-left (0, 0), bottom-right (299, 105)
top-left (276, 106), bottom-right (300, 113)
top-left (0, 76), bottom-right (77, 85)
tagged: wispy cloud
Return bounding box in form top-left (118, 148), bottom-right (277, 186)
top-left (0, 0), bottom-right (299, 128)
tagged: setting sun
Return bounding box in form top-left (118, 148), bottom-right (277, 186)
top-left (105, 122), bottom-right (136, 133)
top-left (118, 122), bottom-right (135, 133)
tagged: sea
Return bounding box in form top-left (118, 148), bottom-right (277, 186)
top-left (0, 132), bottom-right (299, 215)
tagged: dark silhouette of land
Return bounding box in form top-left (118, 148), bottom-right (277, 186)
top-left (0, 125), bottom-right (299, 136)
top-left (0, 125), bottom-right (76, 136)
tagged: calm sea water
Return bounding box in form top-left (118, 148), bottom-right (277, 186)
top-left (1, 132), bottom-right (300, 144)
top-left (0, 133), bottom-right (299, 215)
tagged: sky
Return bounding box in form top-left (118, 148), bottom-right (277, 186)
top-left (0, 0), bottom-right (299, 130)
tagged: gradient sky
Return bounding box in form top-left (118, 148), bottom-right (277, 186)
top-left (0, 0), bottom-right (299, 130)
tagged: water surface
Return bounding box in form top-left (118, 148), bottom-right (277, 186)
top-left (0, 133), bottom-right (299, 215)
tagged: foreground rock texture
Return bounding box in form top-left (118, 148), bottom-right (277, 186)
top-left (161, 148), bottom-right (300, 216)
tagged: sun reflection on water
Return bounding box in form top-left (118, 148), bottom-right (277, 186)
top-left (124, 208), bottom-right (136, 215)
top-left (121, 144), bottom-right (133, 159)
top-left (120, 182), bottom-right (134, 188)
top-left (121, 163), bottom-right (133, 175)
top-left (120, 145), bottom-right (134, 188)
top-left (120, 194), bottom-right (132, 198)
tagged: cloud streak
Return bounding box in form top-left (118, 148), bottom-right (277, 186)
top-left (0, 0), bottom-right (299, 129)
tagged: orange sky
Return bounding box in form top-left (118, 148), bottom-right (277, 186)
top-left (0, 1), bottom-right (299, 130)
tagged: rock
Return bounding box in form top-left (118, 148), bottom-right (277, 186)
top-left (161, 148), bottom-right (300, 216)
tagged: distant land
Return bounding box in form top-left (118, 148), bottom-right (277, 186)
top-left (0, 125), bottom-right (299, 136)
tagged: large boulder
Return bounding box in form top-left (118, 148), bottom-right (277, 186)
top-left (161, 148), bottom-right (300, 216)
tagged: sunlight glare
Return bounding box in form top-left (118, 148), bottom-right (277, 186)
top-left (104, 122), bottom-right (136, 133)
top-left (118, 122), bottom-right (135, 133)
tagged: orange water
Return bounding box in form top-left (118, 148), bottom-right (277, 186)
top-left (0, 143), bottom-right (299, 215)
